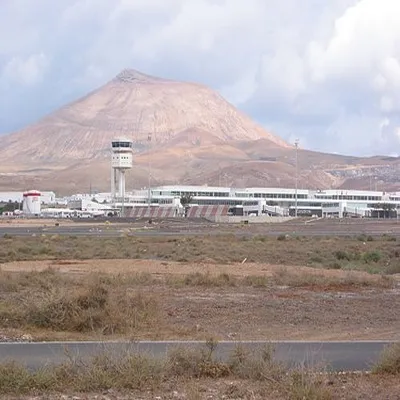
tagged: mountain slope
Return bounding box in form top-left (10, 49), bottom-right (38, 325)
top-left (0, 69), bottom-right (288, 166)
top-left (0, 69), bottom-right (399, 194)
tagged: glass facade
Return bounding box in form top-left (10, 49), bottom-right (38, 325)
top-left (112, 141), bottom-right (132, 148)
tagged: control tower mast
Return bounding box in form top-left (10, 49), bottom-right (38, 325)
top-left (111, 138), bottom-right (133, 203)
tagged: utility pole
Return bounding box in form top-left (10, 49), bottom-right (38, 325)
top-left (147, 132), bottom-right (152, 214)
top-left (294, 139), bottom-right (299, 218)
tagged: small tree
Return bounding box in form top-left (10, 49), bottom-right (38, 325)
top-left (3, 201), bottom-right (21, 212)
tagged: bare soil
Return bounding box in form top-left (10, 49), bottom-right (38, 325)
top-left (0, 258), bottom-right (399, 342)
top-left (6, 374), bottom-right (400, 400)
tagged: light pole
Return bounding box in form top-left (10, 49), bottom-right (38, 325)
top-left (294, 139), bottom-right (299, 218)
top-left (147, 132), bottom-right (152, 214)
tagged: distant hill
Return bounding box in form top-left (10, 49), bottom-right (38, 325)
top-left (0, 69), bottom-right (399, 194)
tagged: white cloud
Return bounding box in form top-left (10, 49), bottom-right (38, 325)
top-left (0, 0), bottom-right (400, 157)
top-left (1, 53), bottom-right (50, 86)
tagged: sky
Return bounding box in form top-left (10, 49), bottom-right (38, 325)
top-left (1, 0), bottom-right (400, 157)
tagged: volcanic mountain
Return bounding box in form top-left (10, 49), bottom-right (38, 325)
top-left (0, 69), bottom-right (288, 165)
top-left (0, 69), bottom-right (399, 194)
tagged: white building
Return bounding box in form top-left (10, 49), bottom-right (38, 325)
top-left (22, 190), bottom-right (41, 215)
top-left (105, 185), bottom-right (400, 218)
top-left (0, 191), bottom-right (56, 205)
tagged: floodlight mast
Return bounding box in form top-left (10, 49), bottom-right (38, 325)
top-left (294, 138), bottom-right (299, 218)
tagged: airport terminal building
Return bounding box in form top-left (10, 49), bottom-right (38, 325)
top-left (2, 185), bottom-right (399, 219)
top-left (104, 185), bottom-right (400, 219)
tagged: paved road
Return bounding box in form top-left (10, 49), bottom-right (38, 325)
top-left (1, 219), bottom-right (400, 238)
top-left (0, 341), bottom-right (393, 372)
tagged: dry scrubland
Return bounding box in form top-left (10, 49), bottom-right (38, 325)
top-left (0, 233), bottom-right (399, 398)
top-left (0, 233), bottom-right (399, 341)
top-left (1, 232), bottom-right (400, 274)
top-left (0, 342), bottom-right (399, 399)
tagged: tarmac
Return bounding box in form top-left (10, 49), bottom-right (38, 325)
top-left (0, 340), bottom-right (393, 372)
top-left (0, 217), bottom-right (399, 238)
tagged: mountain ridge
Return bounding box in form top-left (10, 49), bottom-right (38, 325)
top-left (0, 69), bottom-right (398, 194)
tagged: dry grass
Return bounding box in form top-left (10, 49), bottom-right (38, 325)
top-left (272, 267), bottom-right (394, 289)
top-left (0, 343), bottom-right (333, 398)
top-left (0, 267), bottom-right (394, 340)
top-left (373, 342), bottom-right (400, 375)
top-left (167, 272), bottom-right (269, 288)
top-left (1, 234), bottom-right (400, 275)
top-left (0, 269), bottom-right (159, 336)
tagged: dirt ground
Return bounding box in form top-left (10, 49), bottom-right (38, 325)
top-left (7, 374), bottom-right (400, 400)
top-left (1, 259), bottom-right (399, 342)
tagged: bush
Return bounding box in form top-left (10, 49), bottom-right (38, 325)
top-left (382, 234), bottom-right (397, 242)
top-left (167, 340), bottom-right (230, 379)
top-left (289, 370), bottom-right (332, 400)
top-left (334, 250), bottom-right (351, 261)
top-left (242, 275), bottom-right (269, 287)
top-left (277, 234), bottom-right (287, 241)
top-left (309, 255), bottom-right (323, 264)
top-left (170, 272), bottom-right (238, 287)
top-left (228, 344), bottom-right (283, 381)
top-left (22, 283), bottom-right (158, 334)
top-left (0, 345), bottom-right (336, 396)
top-left (363, 250), bottom-right (381, 263)
top-left (373, 343), bottom-right (400, 375)
top-left (385, 264), bottom-right (400, 275)
top-left (327, 262), bottom-right (342, 270)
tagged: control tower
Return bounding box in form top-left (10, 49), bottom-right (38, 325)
top-left (111, 138), bottom-right (133, 200)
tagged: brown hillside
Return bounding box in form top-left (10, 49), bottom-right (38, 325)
top-left (0, 69), bottom-right (288, 167)
top-left (0, 69), bottom-right (399, 194)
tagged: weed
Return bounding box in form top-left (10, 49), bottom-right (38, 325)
top-left (363, 250), bottom-right (381, 263)
top-left (326, 262), bottom-right (342, 270)
top-left (242, 275), bottom-right (269, 287)
top-left (229, 344), bottom-right (283, 381)
top-left (0, 235), bottom-right (398, 275)
top-left (357, 234), bottom-right (367, 242)
top-left (288, 370), bottom-right (332, 400)
top-left (385, 263), bottom-right (400, 275)
top-left (309, 255), bottom-right (323, 264)
top-left (1, 279), bottom-right (159, 335)
top-left (272, 267), bottom-right (393, 289)
top-left (0, 345), bottom-right (336, 397)
top-left (334, 250), bottom-right (351, 261)
top-left (169, 272), bottom-right (238, 287)
top-left (373, 343), bottom-right (400, 375)
top-left (382, 234), bottom-right (397, 242)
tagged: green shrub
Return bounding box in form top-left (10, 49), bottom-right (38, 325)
top-left (357, 234), bottom-right (367, 242)
top-left (363, 251), bottom-right (381, 263)
top-left (327, 262), bottom-right (342, 270)
top-left (382, 234), bottom-right (396, 242)
top-left (334, 250), bottom-right (351, 261)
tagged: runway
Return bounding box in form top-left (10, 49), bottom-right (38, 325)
top-left (0, 218), bottom-right (400, 238)
top-left (0, 340), bottom-right (393, 372)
